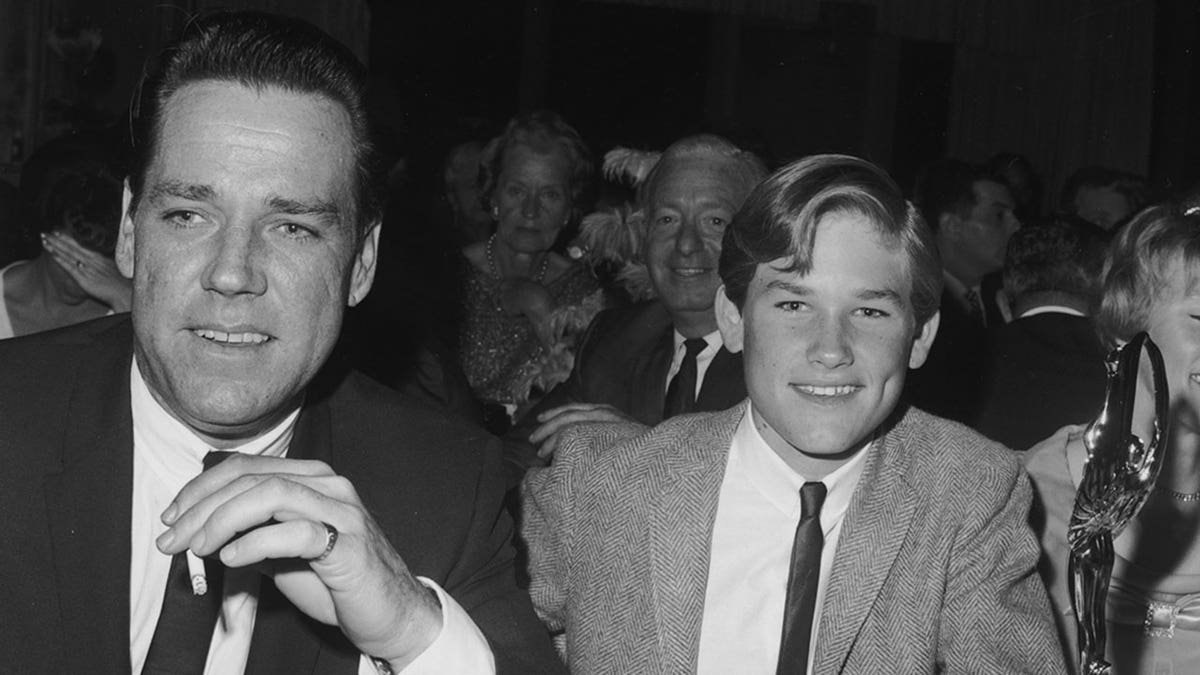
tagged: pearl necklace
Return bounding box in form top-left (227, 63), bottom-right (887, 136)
top-left (486, 234), bottom-right (549, 283)
top-left (1157, 486), bottom-right (1200, 502)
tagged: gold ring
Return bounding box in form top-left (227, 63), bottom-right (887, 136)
top-left (314, 521), bottom-right (338, 562)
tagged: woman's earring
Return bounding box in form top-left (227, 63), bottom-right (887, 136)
top-left (492, 205), bottom-right (500, 219)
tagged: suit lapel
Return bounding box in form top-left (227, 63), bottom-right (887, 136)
top-left (43, 330), bottom-right (135, 673)
top-left (630, 328), bottom-right (674, 424)
top-left (812, 416), bottom-right (917, 673)
top-left (647, 405), bottom-right (743, 672)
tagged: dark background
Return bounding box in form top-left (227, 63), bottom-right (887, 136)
top-left (2, 0), bottom-right (1197, 227)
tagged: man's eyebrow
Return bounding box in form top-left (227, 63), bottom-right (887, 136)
top-left (146, 180), bottom-right (215, 203)
top-left (267, 196), bottom-right (342, 221)
top-left (857, 288), bottom-right (906, 305)
top-left (765, 279), bottom-right (812, 295)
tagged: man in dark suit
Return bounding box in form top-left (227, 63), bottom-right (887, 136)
top-left (507, 135), bottom-right (766, 472)
top-left (976, 216), bottom-right (1109, 449)
top-left (906, 159), bottom-right (1021, 424)
top-left (0, 12), bottom-right (559, 674)
top-left (522, 155), bottom-right (1065, 673)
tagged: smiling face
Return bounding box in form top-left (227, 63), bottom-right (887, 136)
top-left (1141, 257), bottom-right (1200, 433)
top-left (717, 210), bottom-right (937, 474)
top-left (491, 142), bottom-right (572, 255)
top-left (644, 156), bottom-right (742, 335)
top-left (116, 81), bottom-right (378, 446)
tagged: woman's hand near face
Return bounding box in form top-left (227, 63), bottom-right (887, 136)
top-left (42, 231), bottom-right (132, 311)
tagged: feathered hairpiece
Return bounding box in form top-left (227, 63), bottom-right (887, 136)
top-left (568, 147), bottom-right (663, 300)
top-left (602, 147), bottom-right (662, 186)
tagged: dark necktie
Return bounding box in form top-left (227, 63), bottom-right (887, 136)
top-left (964, 288), bottom-right (985, 326)
top-left (142, 451), bottom-right (232, 675)
top-left (776, 481), bottom-right (827, 675)
top-left (663, 337), bottom-right (707, 418)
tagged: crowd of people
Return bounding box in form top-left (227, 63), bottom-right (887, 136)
top-left (0, 8), bottom-right (1194, 675)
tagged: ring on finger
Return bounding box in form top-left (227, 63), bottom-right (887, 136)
top-left (314, 521), bottom-right (339, 562)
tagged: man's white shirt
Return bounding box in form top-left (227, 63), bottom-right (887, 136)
top-left (127, 360), bottom-right (494, 674)
top-left (697, 403), bottom-right (871, 674)
top-left (664, 329), bottom-right (724, 398)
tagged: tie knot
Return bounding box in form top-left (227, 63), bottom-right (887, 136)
top-left (682, 337), bottom-right (707, 358)
top-left (799, 481), bottom-right (826, 518)
top-left (203, 450), bottom-right (236, 471)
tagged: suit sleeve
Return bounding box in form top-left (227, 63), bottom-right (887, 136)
top-left (518, 442), bottom-right (576, 633)
top-left (439, 434), bottom-right (567, 674)
top-left (937, 462), bottom-right (1070, 674)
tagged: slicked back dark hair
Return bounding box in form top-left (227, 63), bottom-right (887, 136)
top-left (913, 158), bottom-right (1004, 234)
top-left (719, 154), bottom-right (942, 326)
top-left (128, 11), bottom-right (379, 235)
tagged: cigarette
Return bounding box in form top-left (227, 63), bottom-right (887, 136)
top-left (187, 550), bottom-right (208, 596)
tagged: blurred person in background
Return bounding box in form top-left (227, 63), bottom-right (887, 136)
top-left (1, 134), bottom-right (129, 339)
top-left (459, 111), bottom-right (604, 431)
top-left (975, 215), bottom-right (1109, 449)
top-left (1060, 165), bottom-right (1149, 231)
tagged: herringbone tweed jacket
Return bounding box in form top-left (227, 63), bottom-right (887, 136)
top-left (521, 401), bottom-right (1068, 674)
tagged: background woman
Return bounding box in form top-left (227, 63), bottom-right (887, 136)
top-left (1, 135), bottom-right (129, 339)
top-left (459, 111), bottom-right (603, 429)
top-left (1026, 201), bottom-right (1200, 672)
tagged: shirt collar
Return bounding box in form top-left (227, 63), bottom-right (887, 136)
top-left (731, 402), bottom-right (872, 531)
top-left (1018, 305), bottom-right (1086, 319)
top-left (130, 359), bottom-right (301, 482)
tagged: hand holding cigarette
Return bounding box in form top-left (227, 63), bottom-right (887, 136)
top-left (154, 453), bottom-right (442, 670)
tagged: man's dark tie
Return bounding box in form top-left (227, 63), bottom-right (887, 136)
top-left (142, 451), bottom-right (233, 675)
top-left (963, 288), bottom-right (985, 326)
top-left (663, 337), bottom-right (707, 418)
top-left (776, 481), bottom-right (827, 675)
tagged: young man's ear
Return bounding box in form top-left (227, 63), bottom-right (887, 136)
top-left (348, 221), bottom-right (381, 307)
top-left (115, 180), bottom-right (136, 279)
top-left (908, 310), bottom-right (940, 369)
top-left (715, 285), bottom-right (745, 354)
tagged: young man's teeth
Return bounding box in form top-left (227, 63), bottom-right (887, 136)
top-left (195, 329), bottom-right (269, 344)
top-left (798, 385), bottom-right (856, 396)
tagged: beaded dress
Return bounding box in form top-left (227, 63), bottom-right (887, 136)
top-left (459, 260), bottom-right (602, 418)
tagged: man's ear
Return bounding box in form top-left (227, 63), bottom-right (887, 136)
top-left (715, 285), bottom-right (745, 354)
top-left (348, 221), bottom-right (381, 307)
top-left (115, 180), bottom-right (136, 279)
top-left (908, 310), bottom-right (940, 369)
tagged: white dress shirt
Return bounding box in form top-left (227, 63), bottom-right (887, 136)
top-left (1017, 305), bottom-right (1085, 319)
top-left (127, 360), bottom-right (494, 674)
top-left (664, 329), bottom-right (724, 398)
top-left (697, 404), bottom-right (871, 674)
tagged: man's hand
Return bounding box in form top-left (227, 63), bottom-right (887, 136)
top-left (41, 231), bottom-right (132, 311)
top-left (530, 403), bottom-right (639, 459)
top-left (155, 454), bottom-right (442, 671)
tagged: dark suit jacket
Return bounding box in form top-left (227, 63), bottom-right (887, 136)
top-left (905, 288), bottom-right (991, 425)
top-left (505, 301), bottom-right (745, 482)
top-left (976, 312), bottom-right (1107, 450)
top-left (522, 403), bottom-right (1067, 673)
top-left (0, 316), bottom-right (562, 674)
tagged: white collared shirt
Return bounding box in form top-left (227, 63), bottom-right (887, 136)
top-left (1017, 305), bottom-right (1086, 319)
top-left (127, 360), bottom-right (493, 674)
top-left (697, 403), bottom-right (872, 675)
top-left (664, 329), bottom-right (724, 398)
